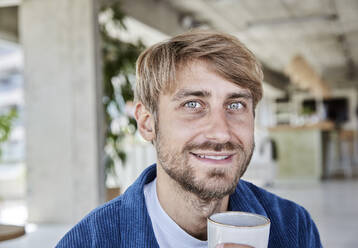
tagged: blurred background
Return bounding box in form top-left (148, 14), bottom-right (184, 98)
top-left (0, 0), bottom-right (357, 247)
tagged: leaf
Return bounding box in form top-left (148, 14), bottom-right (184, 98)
top-left (100, 2), bottom-right (145, 174)
top-left (0, 108), bottom-right (18, 159)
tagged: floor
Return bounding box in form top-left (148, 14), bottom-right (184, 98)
top-left (268, 179), bottom-right (358, 248)
top-left (0, 179), bottom-right (357, 247)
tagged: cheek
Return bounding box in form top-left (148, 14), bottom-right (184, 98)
top-left (157, 116), bottom-right (195, 145)
top-left (161, 112), bottom-right (203, 134)
top-left (230, 117), bottom-right (254, 141)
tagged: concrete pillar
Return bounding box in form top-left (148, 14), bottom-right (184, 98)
top-left (20, 0), bottom-right (105, 223)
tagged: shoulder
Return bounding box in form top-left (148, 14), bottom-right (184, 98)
top-left (235, 180), bottom-right (322, 247)
top-left (56, 196), bottom-right (124, 247)
top-left (56, 165), bottom-right (157, 248)
top-left (236, 180), bottom-right (306, 215)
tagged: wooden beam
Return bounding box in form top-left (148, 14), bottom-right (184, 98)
top-left (285, 55), bottom-right (331, 98)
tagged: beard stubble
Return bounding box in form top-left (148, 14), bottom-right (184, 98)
top-left (155, 129), bottom-right (255, 201)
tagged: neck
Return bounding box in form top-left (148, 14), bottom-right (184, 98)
top-left (156, 165), bottom-right (229, 240)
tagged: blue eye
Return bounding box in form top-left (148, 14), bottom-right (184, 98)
top-left (228, 102), bottom-right (243, 110)
top-left (185, 101), bottom-right (201, 109)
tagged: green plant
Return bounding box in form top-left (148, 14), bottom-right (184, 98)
top-left (0, 108), bottom-right (17, 159)
top-left (99, 3), bottom-right (145, 181)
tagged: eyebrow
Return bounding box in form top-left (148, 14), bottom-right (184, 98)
top-left (226, 92), bottom-right (253, 100)
top-left (171, 88), bottom-right (253, 101)
top-left (172, 89), bottom-right (211, 101)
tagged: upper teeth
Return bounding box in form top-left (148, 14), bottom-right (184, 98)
top-left (197, 154), bottom-right (229, 160)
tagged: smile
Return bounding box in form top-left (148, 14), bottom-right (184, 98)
top-left (196, 154), bottom-right (229, 160)
top-left (190, 152), bottom-right (234, 162)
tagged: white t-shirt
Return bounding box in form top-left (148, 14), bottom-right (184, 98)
top-left (143, 179), bottom-right (208, 248)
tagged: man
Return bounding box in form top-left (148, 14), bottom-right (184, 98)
top-left (57, 30), bottom-right (322, 247)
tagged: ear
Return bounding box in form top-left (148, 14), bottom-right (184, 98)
top-left (134, 102), bottom-right (156, 142)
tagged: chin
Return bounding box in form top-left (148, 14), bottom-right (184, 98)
top-left (193, 173), bottom-right (238, 200)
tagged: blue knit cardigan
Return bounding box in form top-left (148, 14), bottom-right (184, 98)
top-left (56, 164), bottom-right (322, 247)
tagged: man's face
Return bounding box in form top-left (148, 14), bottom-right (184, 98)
top-left (154, 60), bottom-right (255, 201)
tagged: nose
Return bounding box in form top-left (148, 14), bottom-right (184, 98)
top-left (204, 109), bottom-right (232, 143)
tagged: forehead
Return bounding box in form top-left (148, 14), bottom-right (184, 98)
top-left (168, 60), bottom-right (251, 96)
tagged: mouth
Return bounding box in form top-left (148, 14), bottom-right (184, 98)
top-left (190, 152), bottom-right (234, 164)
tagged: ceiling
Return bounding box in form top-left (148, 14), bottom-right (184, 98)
top-left (118, 0), bottom-right (358, 91)
top-left (1, 0), bottom-right (357, 92)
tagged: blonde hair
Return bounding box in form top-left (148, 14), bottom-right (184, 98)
top-left (135, 29), bottom-right (263, 113)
